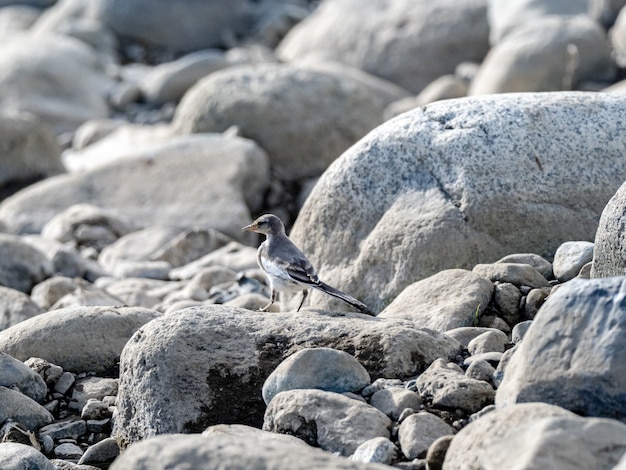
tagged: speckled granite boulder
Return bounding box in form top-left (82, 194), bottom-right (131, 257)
top-left (290, 92), bottom-right (626, 312)
top-left (593, 180), bottom-right (626, 278)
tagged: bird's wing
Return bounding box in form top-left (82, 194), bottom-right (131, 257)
top-left (268, 234), bottom-right (320, 286)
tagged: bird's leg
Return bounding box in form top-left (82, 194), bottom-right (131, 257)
top-left (296, 289), bottom-right (308, 312)
top-left (260, 289), bottom-right (277, 312)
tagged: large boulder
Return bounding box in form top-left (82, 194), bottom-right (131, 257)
top-left (593, 178), bottom-right (626, 277)
top-left (443, 403), bottom-right (624, 470)
top-left (277, 0), bottom-right (489, 94)
top-left (290, 92), bottom-right (626, 312)
top-left (495, 277), bottom-right (626, 421)
top-left (173, 64), bottom-right (386, 182)
top-left (33, 0), bottom-right (253, 52)
top-left (0, 306), bottom-right (160, 374)
top-left (113, 306), bottom-right (460, 446)
top-left (0, 33), bottom-right (111, 133)
top-left (0, 134), bottom-right (269, 239)
top-left (469, 15), bottom-right (615, 95)
top-left (109, 433), bottom-right (390, 470)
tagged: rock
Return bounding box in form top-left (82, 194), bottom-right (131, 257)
top-left (71, 118), bottom-right (126, 150)
top-left (523, 287), bottom-right (552, 319)
top-left (81, 399), bottom-right (111, 420)
top-left (415, 75), bottom-right (468, 106)
top-left (444, 327), bottom-right (505, 347)
top-left (470, 16), bottom-right (615, 95)
top-left (488, 0), bottom-right (590, 44)
top-left (24, 357), bottom-right (63, 386)
top-left (0, 112), bottom-right (63, 194)
top-left (102, 278), bottom-right (163, 309)
top-left (173, 63), bottom-right (386, 182)
top-left (351, 437), bottom-right (397, 465)
top-left (54, 442), bottom-right (83, 459)
top-left (611, 7), bottom-right (626, 67)
top-left (0, 286), bottom-right (43, 331)
top-left (113, 306), bottom-right (460, 445)
top-left (78, 437), bottom-right (119, 466)
top-left (296, 58), bottom-right (411, 110)
top-left (465, 360), bottom-right (495, 383)
top-left (552, 241), bottom-right (594, 282)
top-left (492, 346), bottom-right (516, 388)
top-left (36, 0), bottom-right (253, 52)
top-left (23, 235), bottom-right (103, 280)
top-left (467, 330), bottom-right (508, 355)
top-left (0, 306), bottom-right (160, 374)
top-left (49, 283), bottom-right (124, 310)
top-left (98, 226), bottom-right (183, 273)
top-left (41, 203), bottom-right (132, 249)
top-left (398, 412), bottom-right (455, 459)
top-left (168, 242), bottom-right (259, 280)
top-left (415, 359), bottom-right (495, 413)
top-left (70, 377), bottom-right (118, 411)
top-left (496, 277), bottom-right (626, 420)
top-left (0, 442), bottom-right (56, 470)
top-left (148, 228), bottom-right (233, 269)
top-left (496, 252), bottom-right (553, 279)
top-left (0, 234), bottom-right (52, 293)
top-left (370, 388), bottom-right (422, 421)
top-left (511, 320), bottom-right (533, 343)
top-left (0, 386), bottom-right (53, 430)
top-left (589, 0), bottom-right (626, 28)
top-left (277, 0), bottom-right (489, 94)
top-left (0, 33), bottom-right (111, 133)
top-left (262, 347), bottom-right (371, 404)
top-left (140, 49), bottom-right (231, 105)
top-left (493, 282), bottom-right (522, 325)
top-left (426, 435), bottom-right (453, 470)
top-left (378, 270), bottom-right (493, 332)
top-left (445, 402), bottom-right (626, 469)
top-left (479, 415), bottom-right (626, 469)
top-left (63, 123), bottom-right (174, 171)
top-left (592, 180), bottom-right (626, 278)
top-left (0, 134), bottom-right (269, 238)
top-left (263, 389), bottom-right (391, 456)
top-left (442, 402), bottom-right (582, 469)
top-left (0, 6), bottom-right (41, 35)
top-left (109, 432), bottom-right (390, 470)
top-left (39, 418), bottom-right (87, 441)
top-left (472, 263), bottom-right (550, 288)
top-left (290, 92), bottom-right (626, 313)
top-left (201, 423), bottom-right (310, 447)
top-left (54, 371), bottom-right (75, 395)
top-left (0, 352), bottom-right (47, 402)
top-left (30, 276), bottom-right (81, 310)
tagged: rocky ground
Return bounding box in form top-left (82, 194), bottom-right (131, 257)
top-left (1, 0), bottom-right (626, 469)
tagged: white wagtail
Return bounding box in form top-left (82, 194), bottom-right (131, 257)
top-left (242, 214), bottom-right (375, 315)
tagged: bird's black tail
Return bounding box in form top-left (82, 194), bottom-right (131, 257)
top-left (314, 282), bottom-right (376, 316)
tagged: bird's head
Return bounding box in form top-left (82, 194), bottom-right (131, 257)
top-left (242, 214), bottom-right (285, 235)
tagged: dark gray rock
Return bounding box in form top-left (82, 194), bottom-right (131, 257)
top-left (0, 386), bottom-right (53, 430)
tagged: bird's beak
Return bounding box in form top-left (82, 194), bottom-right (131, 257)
top-left (241, 222), bottom-right (257, 232)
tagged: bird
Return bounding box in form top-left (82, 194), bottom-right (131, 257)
top-left (242, 214), bottom-right (375, 316)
